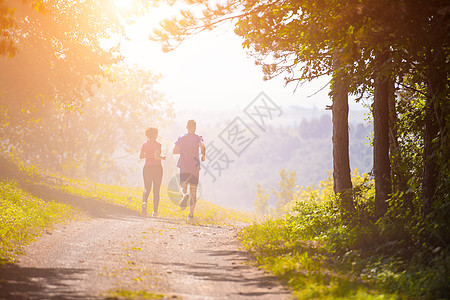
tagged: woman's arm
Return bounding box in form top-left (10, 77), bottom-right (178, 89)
top-left (154, 148), bottom-right (166, 160)
top-left (139, 149), bottom-right (146, 159)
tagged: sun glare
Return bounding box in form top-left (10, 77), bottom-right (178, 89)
top-left (115, 0), bottom-right (133, 10)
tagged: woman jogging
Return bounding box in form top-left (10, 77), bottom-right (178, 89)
top-left (140, 127), bottom-right (166, 217)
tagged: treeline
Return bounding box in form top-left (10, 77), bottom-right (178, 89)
top-left (0, 1), bottom-right (173, 182)
top-left (196, 113), bottom-right (372, 210)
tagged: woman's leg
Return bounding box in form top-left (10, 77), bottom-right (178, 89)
top-left (142, 165), bottom-right (153, 215)
top-left (152, 165), bottom-right (163, 214)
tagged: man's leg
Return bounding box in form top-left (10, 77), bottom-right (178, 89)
top-left (180, 181), bottom-right (188, 195)
top-left (188, 172), bottom-right (199, 219)
top-left (189, 183), bottom-right (197, 217)
top-left (180, 172), bottom-right (190, 210)
top-left (179, 172), bottom-right (189, 194)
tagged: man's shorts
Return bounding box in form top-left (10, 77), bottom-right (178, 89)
top-left (180, 171), bottom-right (199, 186)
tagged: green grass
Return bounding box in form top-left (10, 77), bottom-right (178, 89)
top-left (238, 173), bottom-right (450, 299)
top-left (0, 180), bottom-right (80, 264)
top-left (42, 173), bottom-right (252, 226)
top-left (105, 289), bottom-right (169, 299)
top-left (239, 219), bottom-right (399, 299)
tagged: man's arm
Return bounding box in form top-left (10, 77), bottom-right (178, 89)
top-left (139, 149), bottom-right (145, 159)
top-left (200, 142), bottom-right (206, 161)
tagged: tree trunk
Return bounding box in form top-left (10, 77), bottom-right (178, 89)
top-left (373, 52), bottom-right (391, 218)
top-left (388, 79), bottom-right (398, 154)
top-left (422, 66), bottom-right (441, 216)
top-left (422, 25), bottom-right (448, 216)
top-left (331, 56), bottom-right (353, 213)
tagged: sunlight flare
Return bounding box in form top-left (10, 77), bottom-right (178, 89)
top-left (115, 0), bottom-right (134, 10)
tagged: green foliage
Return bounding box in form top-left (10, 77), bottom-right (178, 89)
top-left (0, 180), bottom-right (78, 264)
top-left (273, 169), bottom-right (297, 214)
top-left (389, 81), bottom-right (425, 215)
top-left (254, 183), bottom-right (269, 215)
top-left (390, 77), bottom-right (450, 249)
top-left (239, 219), bottom-right (396, 299)
top-left (155, 0), bottom-right (448, 100)
top-left (1, 63), bottom-right (174, 183)
top-left (0, 0), bottom-right (125, 107)
top-left (0, 1), bottom-right (171, 185)
top-left (240, 171), bottom-right (450, 299)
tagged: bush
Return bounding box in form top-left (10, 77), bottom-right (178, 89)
top-left (240, 169), bottom-right (450, 299)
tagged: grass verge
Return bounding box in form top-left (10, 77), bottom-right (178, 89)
top-left (0, 180), bottom-right (80, 264)
top-left (41, 173), bottom-right (252, 226)
top-left (105, 289), bottom-right (169, 300)
top-left (238, 173), bottom-right (450, 299)
top-left (239, 219), bottom-right (399, 299)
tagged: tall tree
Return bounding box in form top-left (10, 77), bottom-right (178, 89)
top-left (255, 183), bottom-right (269, 215)
top-left (422, 46), bottom-right (446, 215)
top-left (273, 169), bottom-right (297, 213)
top-left (67, 64), bottom-right (174, 181)
top-left (0, 0), bottom-right (121, 151)
top-left (0, 0), bottom-right (125, 108)
top-left (1, 64), bottom-right (174, 183)
top-left (373, 51), bottom-right (391, 217)
top-left (421, 0), bottom-right (449, 215)
top-left (0, 0), bottom-right (155, 171)
top-left (331, 55), bottom-right (353, 212)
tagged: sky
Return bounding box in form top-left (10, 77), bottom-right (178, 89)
top-left (118, 4), bottom-right (367, 113)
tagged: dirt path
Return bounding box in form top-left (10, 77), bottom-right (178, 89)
top-left (0, 206), bottom-right (292, 299)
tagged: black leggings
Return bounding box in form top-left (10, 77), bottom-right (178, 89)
top-left (143, 165), bottom-right (163, 212)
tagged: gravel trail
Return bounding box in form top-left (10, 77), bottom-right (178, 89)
top-left (0, 205), bottom-right (291, 299)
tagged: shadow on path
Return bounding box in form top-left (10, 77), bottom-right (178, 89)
top-left (0, 264), bottom-right (95, 300)
top-left (149, 247), bottom-right (290, 298)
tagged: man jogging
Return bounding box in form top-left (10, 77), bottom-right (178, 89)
top-left (173, 119), bottom-right (206, 221)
